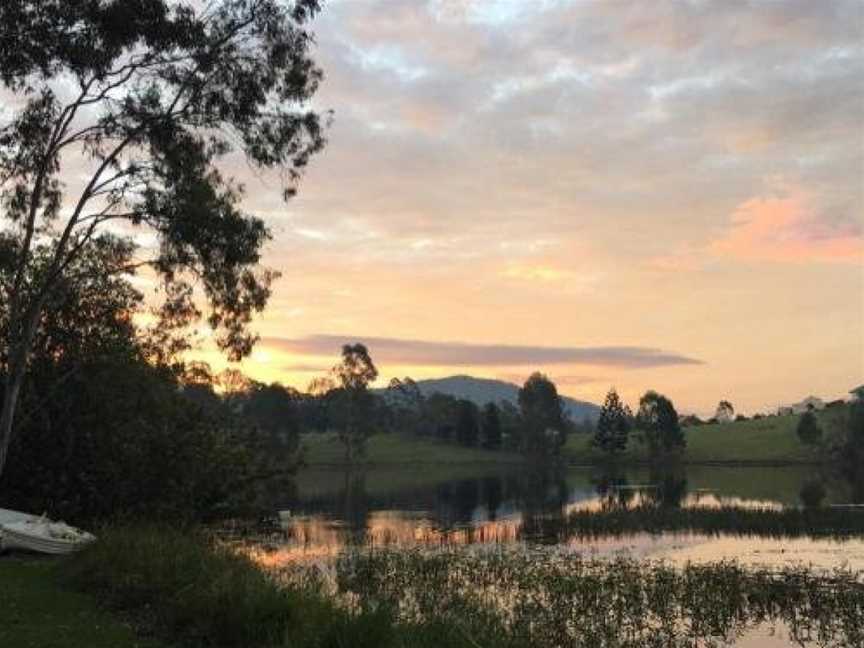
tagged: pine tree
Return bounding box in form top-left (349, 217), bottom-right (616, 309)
top-left (593, 388), bottom-right (631, 455)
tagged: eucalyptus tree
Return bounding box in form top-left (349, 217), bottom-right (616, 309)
top-left (0, 0), bottom-right (327, 477)
top-left (518, 372), bottom-right (566, 457)
top-left (636, 390), bottom-right (685, 454)
top-left (330, 344), bottom-right (378, 463)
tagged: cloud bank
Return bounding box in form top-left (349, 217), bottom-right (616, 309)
top-left (264, 335), bottom-right (703, 369)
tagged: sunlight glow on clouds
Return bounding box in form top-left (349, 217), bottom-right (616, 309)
top-left (127, 0), bottom-right (864, 415)
top-left (712, 191), bottom-right (863, 264)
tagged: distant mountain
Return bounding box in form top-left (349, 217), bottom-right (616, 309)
top-left (409, 375), bottom-right (601, 422)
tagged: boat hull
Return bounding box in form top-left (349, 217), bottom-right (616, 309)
top-left (1, 521), bottom-right (95, 555)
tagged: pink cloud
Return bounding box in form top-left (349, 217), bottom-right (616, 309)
top-left (711, 192), bottom-right (862, 264)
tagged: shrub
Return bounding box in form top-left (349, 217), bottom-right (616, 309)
top-left (797, 411), bottom-right (823, 445)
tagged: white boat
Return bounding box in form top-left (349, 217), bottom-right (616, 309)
top-left (1, 515), bottom-right (96, 555)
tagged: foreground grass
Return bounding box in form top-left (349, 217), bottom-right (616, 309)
top-left (0, 557), bottom-right (166, 648)
top-left (60, 525), bottom-right (478, 648)
top-left (43, 524), bottom-right (864, 648)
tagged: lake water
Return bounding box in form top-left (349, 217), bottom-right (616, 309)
top-left (243, 464), bottom-right (864, 648)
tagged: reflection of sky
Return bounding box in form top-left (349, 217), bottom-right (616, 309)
top-left (247, 487), bottom-right (861, 572)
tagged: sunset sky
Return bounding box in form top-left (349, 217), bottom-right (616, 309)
top-left (191, 0), bottom-right (862, 416)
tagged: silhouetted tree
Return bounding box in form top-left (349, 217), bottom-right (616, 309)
top-left (518, 372), bottom-right (566, 457)
top-left (592, 387), bottom-right (631, 455)
top-left (330, 344), bottom-right (378, 463)
top-left (455, 399), bottom-right (480, 447)
top-left (715, 400), bottom-right (735, 422)
top-left (425, 392), bottom-right (458, 441)
top-left (797, 411), bottom-right (823, 446)
top-left (387, 376), bottom-right (425, 435)
top-left (0, 0), bottom-right (326, 478)
top-left (498, 400), bottom-right (523, 449)
top-left (481, 402), bottom-right (502, 450)
top-left (636, 390), bottom-right (685, 454)
top-left (845, 399), bottom-right (864, 473)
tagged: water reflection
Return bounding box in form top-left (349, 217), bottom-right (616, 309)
top-left (239, 465), bottom-right (864, 571)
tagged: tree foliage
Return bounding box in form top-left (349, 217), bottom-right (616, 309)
top-left (454, 399), bottom-right (480, 448)
top-left (796, 411), bottom-right (823, 446)
top-left (0, 0), bottom-right (327, 477)
top-left (481, 402), bottom-right (502, 450)
top-left (715, 400), bottom-right (734, 422)
top-left (329, 344), bottom-right (378, 463)
top-left (636, 390), bottom-right (685, 454)
top-left (518, 372), bottom-right (566, 457)
top-left (592, 387), bottom-right (631, 455)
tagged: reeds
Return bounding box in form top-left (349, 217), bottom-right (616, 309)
top-left (337, 548), bottom-right (864, 648)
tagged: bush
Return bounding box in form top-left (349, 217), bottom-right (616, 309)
top-left (1, 358), bottom-right (264, 523)
top-left (797, 411), bottom-right (823, 445)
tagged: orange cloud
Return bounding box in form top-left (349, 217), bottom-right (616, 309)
top-left (711, 192), bottom-right (862, 264)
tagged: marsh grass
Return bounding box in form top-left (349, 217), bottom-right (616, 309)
top-left (337, 549), bottom-right (864, 648)
top-left (545, 504), bottom-right (864, 541)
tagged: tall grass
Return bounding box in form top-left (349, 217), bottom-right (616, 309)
top-left (62, 525), bottom-right (411, 648)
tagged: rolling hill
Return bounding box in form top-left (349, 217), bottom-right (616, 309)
top-left (409, 375), bottom-right (601, 422)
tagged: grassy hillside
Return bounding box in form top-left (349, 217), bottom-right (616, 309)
top-left (564, 407), bottom-right (849, 464)
top-left (303, 406), bottom-right (851, 467)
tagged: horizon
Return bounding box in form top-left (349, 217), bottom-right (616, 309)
top-left (187, 1), bottom-right (863, 418)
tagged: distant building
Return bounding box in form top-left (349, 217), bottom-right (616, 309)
top-left (778, 396), bottom-right (825, 416)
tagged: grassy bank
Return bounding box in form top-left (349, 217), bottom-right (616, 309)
top-left (12, 525), bottom-right (864, 648)
top-left (0, 556), bottom-right (166, 648)
top-left (302, 408), bottom-right (849, 468)
top-left (58, 525), bottom-right (479, 648)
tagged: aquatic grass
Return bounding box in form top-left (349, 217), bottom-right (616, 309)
top-left (336, 548), bottom-right (864, 648)
top-left (544, 504), bottom-right (864, 541)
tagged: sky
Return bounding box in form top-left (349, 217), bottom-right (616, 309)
top-left (195, 0), bottom-right (864, 417)
top-left (7, 0), bottom-right (863, 416)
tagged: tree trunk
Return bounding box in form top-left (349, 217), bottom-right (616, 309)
top-left (0, 358), bottom-right (26, 479)
top-left (0, 298), bottom-right (46, 480)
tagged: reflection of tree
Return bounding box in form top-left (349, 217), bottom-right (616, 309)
top-left (647, 467), bottom-right (688, 508)
top-left (452, 479), bottom-right (481, 525)
top-left (337, 469), bottom-right (369, 543)
top-left (483, 477), bottom-right (503, 521)
top-left (593, 469), bottom-right (634, 509)
top-left (519, 466), bottom-right (569, 544)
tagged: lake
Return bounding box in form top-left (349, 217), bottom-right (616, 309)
top-left (240, 464), bottom-right (864, 648)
